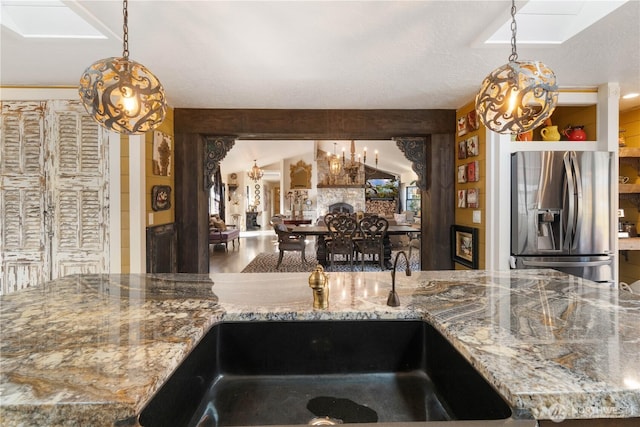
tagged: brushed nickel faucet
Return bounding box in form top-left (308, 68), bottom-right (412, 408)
top-left (387, 251), bottom-right (411, 307)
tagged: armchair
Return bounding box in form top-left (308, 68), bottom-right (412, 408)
top-left (273, 223), bottom-right (307, 269)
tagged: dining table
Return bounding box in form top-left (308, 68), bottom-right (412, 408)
top-left (290, 224), bottom-right (419, 269)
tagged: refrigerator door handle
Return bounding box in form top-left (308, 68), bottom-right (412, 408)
top-left (562, 153), bottom-right (576, 249)
top-left (521, 259), bottom-right (612, 268)
top-left (570, 152), bottom-right (583, 251)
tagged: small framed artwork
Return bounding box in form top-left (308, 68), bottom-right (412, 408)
top-left (466, 110), bottom-right (480, 131)
top-left (457, 164), bottom-right (467, 183)
top-left (467, 188), bottom-right (479, 208)
top-left (457, 189), bottom-right (467, 208)
top-left (467, 160), bottom-right (479, 182)
top-left (457, 116), bottom-right (468, 136)
top-left (152, 131), bottom-right (172, 176)
top-left (466, 135), bottom-right (479, 157)
top-left (451, 224), bottom-right (479, 269)
top-left (457, 140), bottom-right (467, 159)
top-left (152, 185), bottom-right (171, 211)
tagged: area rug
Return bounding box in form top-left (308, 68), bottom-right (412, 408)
top-left (241, 250), bottom-right (420, 273)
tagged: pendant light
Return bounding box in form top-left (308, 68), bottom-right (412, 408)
top-left (247, 160), bottom-right (264, 182)
top-left (328, 143), bottom-right (342, 177)
top-left (79, 0), bottom-right (166, 135)
top-left (475, 0), bottom-right (558, 134)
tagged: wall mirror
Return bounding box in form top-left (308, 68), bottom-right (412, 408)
top-left (290, 160), bottom-right (312, 189)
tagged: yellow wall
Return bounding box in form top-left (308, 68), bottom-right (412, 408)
top-left (119, 107), bottom-right (175, 273)
top-left (120, 136), bottom-right (130, 273)
top-left (619, 107), bottom-right (640, 284)
top-left (454, 101), bottom-right (486, 270)
top-left (538, 105), bottom-right (597, 141)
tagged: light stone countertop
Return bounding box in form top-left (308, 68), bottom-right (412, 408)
top-left (1, 269), bottom-right (639, 426)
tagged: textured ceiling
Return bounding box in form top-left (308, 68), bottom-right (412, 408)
top-left (2, 1), bottom-right (639, 177)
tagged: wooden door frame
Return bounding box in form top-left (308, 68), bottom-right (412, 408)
top-left (174, 109), bottom-right (455, 273)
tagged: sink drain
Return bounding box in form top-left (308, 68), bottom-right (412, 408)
top-left (308, 416), bottom-right (342, 425)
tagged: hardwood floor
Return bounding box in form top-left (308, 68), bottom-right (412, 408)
top-left (208, 230), bottom-right (315, 273)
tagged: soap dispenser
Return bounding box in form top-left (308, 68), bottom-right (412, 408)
top-left (308, 265), bottom-right (329, 309)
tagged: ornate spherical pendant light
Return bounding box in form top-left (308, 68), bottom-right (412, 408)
top-left (79, 0), bottom-right (166, 135)
top-left (475, 0), bottom-right (558, 134)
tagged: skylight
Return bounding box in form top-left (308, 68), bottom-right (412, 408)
top-left (0, 0), bottom-right (106, 39)
top-left (485, 0), bottom-right (629, 45)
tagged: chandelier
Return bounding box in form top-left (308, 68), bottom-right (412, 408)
top-left (79, 0), bottom-right (166, 135)
top-left (247, 160), bottom-right (264, 182)
top-left (343, 140), bottom-right (362, 183)
top-left (475, 0), bottom-right (558, 134)
top-left (328, 143), bottom-right (342, 177)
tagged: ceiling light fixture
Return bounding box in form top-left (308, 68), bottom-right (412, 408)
top-left (343, 140), bottom-right (362, 183)
top-left (78, 0), bottom-right (166, 135)
top-left (247, 160), bottom-right (264, 182)
top-left (475, 0), bottom-right (558, 134)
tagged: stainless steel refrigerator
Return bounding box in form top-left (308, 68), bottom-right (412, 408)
top-left (511, 151), bottom-right (614, 283)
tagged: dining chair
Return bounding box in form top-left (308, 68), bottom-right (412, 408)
top-left (326, 215), bottom-right (357, 271)
top-left (273, 223), bottom-right (306, 269)
top-left (355, 216), bottom-right (389, 271)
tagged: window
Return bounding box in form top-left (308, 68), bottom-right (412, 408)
top-left (406, 186), bottom-right (421, 215)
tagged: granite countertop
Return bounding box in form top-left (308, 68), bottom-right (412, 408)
top-left (1, 270), bottom-right (639, 426)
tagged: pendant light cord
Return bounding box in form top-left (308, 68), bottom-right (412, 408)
top-left (122, 0), bottom-right (129, 59)
top-left (509, 0), bottom-right (518, 62)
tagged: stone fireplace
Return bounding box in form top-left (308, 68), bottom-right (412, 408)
top-left (317, 187), bottom-right (365, 216)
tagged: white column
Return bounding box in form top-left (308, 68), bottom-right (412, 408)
top-left (108, 132), bottom-right (121, 273)
top-left (129, 135), bottom-right (146, 273)
top-left (485, 130), bottom-right (512, 271)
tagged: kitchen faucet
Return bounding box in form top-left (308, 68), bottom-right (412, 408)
top-left (387, 250), bottom-right (411, 307)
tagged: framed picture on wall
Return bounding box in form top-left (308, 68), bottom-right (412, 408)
top-left (457, 165), bottom-right (467, 183)
top-left (458, 140), bottom-right (467, 159)
top-left (457, 116), bottom-right (468, 136)
top-left (467, 188), bottom-right (479, 208)
top-left (466, 135), bottom-right (479, 157)
top-left (152, 131), bottom-right (172, 176)
top-left (451, 224), bottom-right (479, 269)
top-left (152, 185), bottom-right (172, 211)
top-left (467, 160), bottom-right (479, 182)
top-left (457, 189), bottom-right (467, 208)
top-left (466, 110), bottom-right (479, 131)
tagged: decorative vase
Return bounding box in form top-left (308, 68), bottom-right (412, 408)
top-left (540, 125), bottom-right (561, 141)
top-left (516, 130), bottom-right (533, 141)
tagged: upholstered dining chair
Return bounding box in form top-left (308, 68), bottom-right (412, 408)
top-left (273, 223), bottom-right (306, 269)
top-left (326, 215), bottom-right (358, 271)
top-left (355, 215), bottom-right (389, 271)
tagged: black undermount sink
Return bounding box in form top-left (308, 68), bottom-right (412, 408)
top-left (139, 320), bottom-right (531, 427)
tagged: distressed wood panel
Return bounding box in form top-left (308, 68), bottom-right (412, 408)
top-left (47, 101), bottom-right (109, 281)
top-left (0, 102), bottom-right (46, 294)
top-left (1, 101), bottom-right (44, 176)
top-left (2, 188), bottom-right (43, 250)
top-left (2, 262), bottom-right (42, 294)
top-left (57, 261), bottom-right (100, 277)
top-left (0, 99), bottom-right (111, 294)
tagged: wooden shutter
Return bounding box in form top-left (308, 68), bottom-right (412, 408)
top-left (46, 100), bottom-right (109, 278)
top-left (0, 102), bottom-right (47, 294)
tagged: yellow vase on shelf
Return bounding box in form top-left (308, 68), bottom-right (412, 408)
top-left (540, 125), bottom-right (561, 141)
